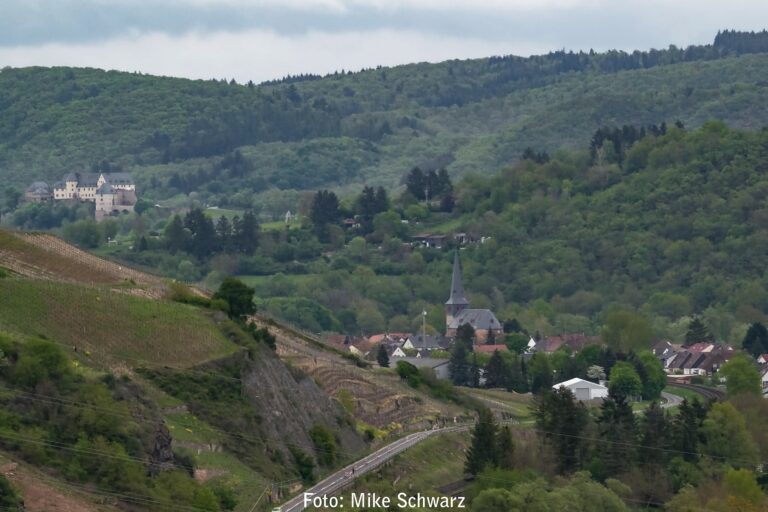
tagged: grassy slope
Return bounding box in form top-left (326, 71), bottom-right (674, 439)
top-left (0, 278), bottom-right (236, 368)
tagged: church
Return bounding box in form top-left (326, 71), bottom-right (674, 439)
top-left (445, 251), bottom-right (503, 342)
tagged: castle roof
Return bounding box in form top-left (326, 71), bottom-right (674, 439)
top-left (79, 173), bottom-right (100, 187)
top-left (445, 251), bottom-right (469, 306)
top-left (102, 172), bottom-right (134, 186)
top-left (96, 183), bottom-right (115, 195)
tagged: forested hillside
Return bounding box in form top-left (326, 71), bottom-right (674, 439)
top-left (32, 123), bottom-right (765, 347)
top-left (3, 31), bottom-right (768, 216)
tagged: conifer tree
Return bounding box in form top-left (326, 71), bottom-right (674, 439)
top-left (685, 317), bottom-right (712, 345)
top-left (376, 344), bottom-right (390, 368)
top-left (449, 342), bottom-right (468, 386)
top-left (465, 408), bottom-right (498, 475)
top-left (639, 401), bottom-right (668, 465)
top-left (595, 392), bottom-right (637, 477)
top-left (496, 426), bottom-right (515, 470)
top-left (742, 322), bottom-right (768, 358)
top-left (484, 350), bottom-right (507, 388)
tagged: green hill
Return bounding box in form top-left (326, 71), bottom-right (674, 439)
top-left (3, 31), bottom-right (768, 216)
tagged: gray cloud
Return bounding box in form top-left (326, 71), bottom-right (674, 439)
top-left (0, 1), bottom-right (766, 82)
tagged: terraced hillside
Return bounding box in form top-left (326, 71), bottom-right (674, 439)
top-left (261, 317), bottom-right (468, 431)
top-left (0, 230), bottom-right (164, 296)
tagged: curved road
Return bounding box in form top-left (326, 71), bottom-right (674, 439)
top-left (660, 391), bottom-right (683, 409)
top-left (278, 424), bottom-right (472, 512)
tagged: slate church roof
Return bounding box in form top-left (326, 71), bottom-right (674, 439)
top-left (448, 309), bottom-right (502, 331)
top-left (445, 251), bottom-right (469, 306)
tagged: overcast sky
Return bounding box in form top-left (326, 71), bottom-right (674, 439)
top-left (0, 0), bottom-right (766, 83)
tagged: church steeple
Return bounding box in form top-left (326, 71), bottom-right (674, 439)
top-left (445, 251), bottom-right (469, 328)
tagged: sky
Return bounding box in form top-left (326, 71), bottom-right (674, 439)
top-left (0, 0), bottom-right (766, 83)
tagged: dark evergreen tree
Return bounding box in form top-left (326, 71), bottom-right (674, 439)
top-left (685, 317), bottom-right (712, 345)
top-left (163, 214), bottom-right (187, 254)
top-left (464, 407), bottom-right (498, 475)
top-left (310, 190), bottom-right (340, 240)
top-left (484, 350), bottom-right (507, 388)
top-left (503, 318), bottom-right (525, 333)
top-left (496, 425), bottom-right (515, 470)
top-left (638, 401), bottom-right (668, 466)
top-left (373, 186), bottom-right (389, 213)
top-left (595, 391), bottom-right (637, 478)
top-left (456, 323), bottom-right (475, 350)
top-left (670, 398), bottom-right (706, 463)
top-left (742, 322), bottom-right (768, 358)
top-left (183, 208), bottom-right (216, 258)
top-left (532, 387), bottom-right (589, 473)
top-left (376, 344), bottom-right (390, 368)
top-left (449, 342), bottom-right (469, 386)
top-left (528, 353), bottom-right (553, 394)
top-left (469, 353), bottom-right (480, 388)
top-left (405, 167), bottom-right (427, 201)
top-left (235, 210), bottom-right (259, 255)
top-left (215, 215), bottom-right (232, 252)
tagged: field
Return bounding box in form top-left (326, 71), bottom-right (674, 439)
top-left (462, 388), bottom-right (534, 421)
top-left (0, 278), bottom-right (237, 368)
top-left (0, 230), bottom-right (163, 294)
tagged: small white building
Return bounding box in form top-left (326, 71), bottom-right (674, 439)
top-left (391, 347), bottom-right (407, 358)
top-left (553, 378), bottom-right (609, 401)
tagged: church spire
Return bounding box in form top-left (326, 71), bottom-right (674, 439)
top-left (446, 250), bottom-right (469, 306)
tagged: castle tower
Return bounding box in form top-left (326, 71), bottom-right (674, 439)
top-left (445, 251), bottom-right (469, 330)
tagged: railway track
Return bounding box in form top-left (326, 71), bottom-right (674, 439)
top-left (666, 382), bottom-right (726, 401)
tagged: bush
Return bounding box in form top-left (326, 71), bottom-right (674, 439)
top-left (291, 447), bottom-right (316, 484)
top-left (309, 424), bottom-right (337, 466)
top-left (0, 474), bottom-right (23, 511)
top-left (167, 281), bottom-right (211, 308)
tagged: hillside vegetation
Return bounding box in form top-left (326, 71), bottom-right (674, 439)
top-left (0, 278), bottom-right (236, 367)
top-left (3, 31), bottom-right (768, 215)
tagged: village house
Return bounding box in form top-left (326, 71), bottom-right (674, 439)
top-left (403, 334), bottom-right (448, 352)
top-left (411, 233), bottom-right (449, 249)
top-left (665, 344), bottom-right (734, 376)
top-left (49, 172), bottom-right (138, 220)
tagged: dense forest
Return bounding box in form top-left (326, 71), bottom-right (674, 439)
top-left (3, 30), bottom-right (768, 214)
top-left (10, 122), bottom-right (767, 347)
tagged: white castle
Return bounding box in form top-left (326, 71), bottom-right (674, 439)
top-left (50, 172), bottom-right (137, 220)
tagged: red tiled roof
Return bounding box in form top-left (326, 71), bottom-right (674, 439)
top-left (473, 344), bottom-right (509, 354)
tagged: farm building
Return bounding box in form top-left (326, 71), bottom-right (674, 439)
top-left (553, 378), bottom-right (609, 401)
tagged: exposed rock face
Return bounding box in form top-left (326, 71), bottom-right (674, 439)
top-left (204, 350), bottom-right (366, 467)
top-left (148, 422), bottom-right (175, 475)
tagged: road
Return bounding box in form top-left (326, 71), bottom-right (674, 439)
top-left (278, 424), bottom-right (471, 512)
top-left (660, 390), bottom-right (683, 408)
